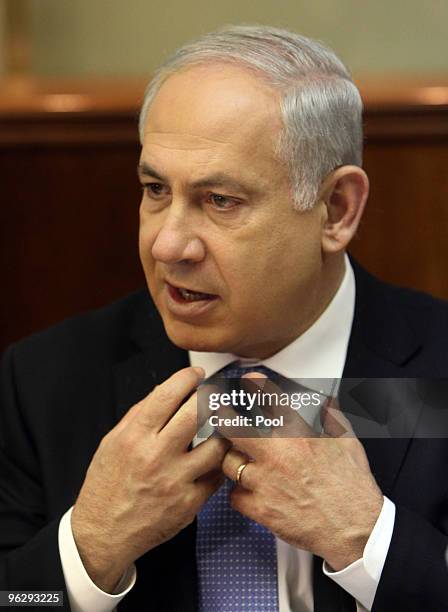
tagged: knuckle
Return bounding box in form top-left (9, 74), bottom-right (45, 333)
top-left (157, 478), bottom-right (177, 497)
top-left (208, 458), bottom-right (224, 473)
top-left (116, 435), bottom-right (136, 457)
top-left (256, 502), bottom-right (271, 524)
top-left (183, 488), bottom-right (200, 509)
top-left (221, 454), bottom-right (231, 473)
top-left (144, 450), bottom-right (163, 474)
top-left (212, 443), bottom-right (229, 465)
top-left (97, 429), bottom-right (120, 455)
top-left (153, 384), bottom-right (178, 407)
top-left (157, 474), bottom-right (187, 500)
top-left (115, 425), bottom-right (146, 457)
top-left (229, 489), bottom-right (243, 512)
top-left (98, 431), bottom-right (111, 450)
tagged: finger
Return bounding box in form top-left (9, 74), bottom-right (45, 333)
top-left (241, 373), bottom-right (281, 426)
top-left (203, 373), bottom-right (310, 456)
top-left (322, 408), bottom-right (354, 438)
top-left (321, 397), bottom-right (356, 438)
top-left (136, 366), bottom-right (204, 430)
top-left (186, 436), bottom-right (231, 479)
top-left (207, 374), bottom-right (273, 445)
top-left (222, 447), bottom-right (255, 490)
top-left (113, 374), bottom-right (204, 437)
top-left (201, 379), bottom-right (265, 440)
top-left (164, 380), bottom-right (226, 447)
top-left (241, 373), bottom-right (318, 438)
top-left (161, 379), bottom-right (238, 452)
top-left (222, 433), bottom-right (276, 460)
top-left (213, 400), bottom-right (265, 440)
top-left (230, 486), bottom-right (258, 521)
top-left (194, 470), bottom-right (226, 507)
top-left (195, 382), bottom-right (224, 433)
top-left (157, 389), bottom-right (203, 451)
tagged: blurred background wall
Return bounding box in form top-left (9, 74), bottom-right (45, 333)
top-left (0, 0), bottom-right (447, 352)
top-left (21, 0), bottom-right (448, 77)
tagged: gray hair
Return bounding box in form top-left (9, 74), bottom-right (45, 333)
top-left (138, 25), bottom-right (363, 211)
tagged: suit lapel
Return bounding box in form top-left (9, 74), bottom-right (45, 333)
top-left (342, 260), bottom-right (423, 496)
top-left (343, 259), bottom-right (421, 379)
top-left (114, 291), bottom-right (189, 423)
top-left (313, 260), bottom-right (424, 612)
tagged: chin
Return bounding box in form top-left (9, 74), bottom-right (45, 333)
top-left (163, 320), bottom-right (234, 354)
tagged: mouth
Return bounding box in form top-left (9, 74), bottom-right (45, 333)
top-left (166, 282), bottom-right (219, 304)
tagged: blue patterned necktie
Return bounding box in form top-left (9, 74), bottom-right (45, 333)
top-left (196, 362), bottom-right (280, 611)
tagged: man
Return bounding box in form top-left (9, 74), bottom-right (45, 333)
top-left (1, 25), bottom-right (448, 612)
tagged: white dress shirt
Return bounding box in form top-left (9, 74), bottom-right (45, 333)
top-left (58, 254), bottom-right (395, 611)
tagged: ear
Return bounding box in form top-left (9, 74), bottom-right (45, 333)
top-left (318, 166), bottom-right (369, 254)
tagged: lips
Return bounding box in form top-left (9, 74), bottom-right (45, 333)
top-left (163, 281), bottom-right (219, 318)
top-left (166, 282), bottom-right (218, 303)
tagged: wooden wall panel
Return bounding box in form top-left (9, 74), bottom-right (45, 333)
top-left (0, 141), bottom-right (144, 350)
top-left (1, 77), bottom-right (447, 352)
top-left (351, 142), bottom-right (448, 299)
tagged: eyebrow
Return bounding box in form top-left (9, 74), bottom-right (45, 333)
top-left (138, 162), bottom-right (166, 182)
top-left (137, 162), bottom-right (254, 196)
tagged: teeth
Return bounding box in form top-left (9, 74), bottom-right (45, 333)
top-left (178, 288), bottom-right (210, 301)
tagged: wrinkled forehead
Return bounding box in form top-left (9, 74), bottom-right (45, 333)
top-left (143, 63), bottom-right (283, 151)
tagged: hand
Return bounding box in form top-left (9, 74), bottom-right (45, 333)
top-left (221, 373), bottom-right (384, 571)
top-left (71, 367), bottom-right (229, 592)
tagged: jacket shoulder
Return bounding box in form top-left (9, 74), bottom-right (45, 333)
top-left (353, 259), bottom-right (448, 341)
top-left (374, 278), bottom-right (448, 339)
top-left (4, 289), bottom-right (154, 372)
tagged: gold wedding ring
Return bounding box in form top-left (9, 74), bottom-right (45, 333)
top-left (235, 462), bottom-right (249, 486)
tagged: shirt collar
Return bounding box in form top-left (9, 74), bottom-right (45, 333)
top-left (189, 253), bottom-right (355, 386)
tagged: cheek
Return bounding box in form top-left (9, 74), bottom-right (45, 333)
top-left (138, 215), bottom-right (157, 267)
top-left (223, 261), bottom-right (273, 316)
top-left (253, 237), bottom-right (319, 305)
top-left (218, 235), bottom-right (287, 302)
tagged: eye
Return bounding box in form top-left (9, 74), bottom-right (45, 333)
top-left (142, 183), bottom-right (169, 198)
top-left (207, 193), bottom-right (239, 210)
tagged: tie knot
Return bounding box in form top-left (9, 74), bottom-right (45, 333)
top-left (218, 361), bottom-right (278, 381)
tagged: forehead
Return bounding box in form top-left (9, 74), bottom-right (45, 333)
top-left (142, 63), bottom-right (283, 170)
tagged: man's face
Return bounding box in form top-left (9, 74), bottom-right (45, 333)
top-left (138, 64), bottom-right (327, 358)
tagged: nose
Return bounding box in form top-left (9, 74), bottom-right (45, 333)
top-left (150, 209), bottom-right (206, 264)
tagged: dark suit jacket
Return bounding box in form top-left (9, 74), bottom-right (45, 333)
top-left (1, 260), bottom-right (448, 611)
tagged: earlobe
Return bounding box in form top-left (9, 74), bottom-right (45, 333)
top-left (321, 166), bottom-right (369, 254)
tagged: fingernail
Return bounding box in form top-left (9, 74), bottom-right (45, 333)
top-left (242, 372), bottom-right (267, 378)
